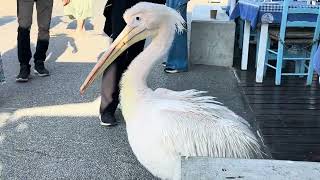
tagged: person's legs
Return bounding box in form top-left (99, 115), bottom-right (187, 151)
top-left (165, 0), bottom-right (188, 73)
top-left (99, 53), bottom-right (126, 126)
top-left (99, 39), bottom-right (146, 126)
top-left (34, 0), bottom-right (53, 76)
top-left (16, 0), bottom-right (34, 82)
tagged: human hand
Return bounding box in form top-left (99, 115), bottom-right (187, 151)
top-left (62, 0), bottom-right (70, 6)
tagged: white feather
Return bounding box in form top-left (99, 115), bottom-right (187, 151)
top-left (116, 3), bottom-right (263, 180)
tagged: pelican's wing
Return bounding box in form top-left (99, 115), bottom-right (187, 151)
top-left (149, 96), bottom-right (262, 159)
top-left (153, 88), bottom-right (246, 123)
top-left (154, 88), bottom-right (223, 105)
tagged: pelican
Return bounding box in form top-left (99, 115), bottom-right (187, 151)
top-left (80, 2), bottom-right (262, 180)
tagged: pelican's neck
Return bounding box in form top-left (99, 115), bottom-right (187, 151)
top-left (121, 24), bottom-right (174, 92)
top-left (120, 24), bottom-right (175, 120)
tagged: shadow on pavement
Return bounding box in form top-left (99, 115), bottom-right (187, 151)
top-left (0, 16), bottom-right (16, 26)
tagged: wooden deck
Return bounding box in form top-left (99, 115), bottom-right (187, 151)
top-left (234, 55), bottom-right (320, 162)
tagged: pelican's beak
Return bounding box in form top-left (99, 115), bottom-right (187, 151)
top-left (80, 25), bottom-right (154, 94)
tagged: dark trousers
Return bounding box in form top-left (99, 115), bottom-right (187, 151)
top-left (100, 40), bottom-right (145, 115)
top-left (100, 0), bottom-right (166, 116)
top-left (17, 0), bottom-right (53, 65)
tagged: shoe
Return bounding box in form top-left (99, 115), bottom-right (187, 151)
top-left (161, 62), bottom-right (166, 67)
top-left (34, 63), bottom-right (49, 77)
top-left (99, 113), bottom-right (118, 127)
top-left (164, 67), bottom-right (186, 74)
top-left (16, 64), bottom-right (30, 82)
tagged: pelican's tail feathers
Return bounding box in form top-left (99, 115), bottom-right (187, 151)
top-left (188, 96), bottom-right (223, 104)
top-left (213, 119), bottom-right (264, 158)
top-left (179, 89), bottom-right (212, 98)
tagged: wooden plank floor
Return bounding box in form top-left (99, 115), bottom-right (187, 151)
top-left (234, 55), bottom-right (320, 162)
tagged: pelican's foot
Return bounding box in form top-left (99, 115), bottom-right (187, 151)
top-left (99, 113), bottom-right (118, 127)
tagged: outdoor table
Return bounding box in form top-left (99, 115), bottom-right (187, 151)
top-left (230, 0), bottom-right (320, 83)
top-left (227, 0), bottom-right (237, 15)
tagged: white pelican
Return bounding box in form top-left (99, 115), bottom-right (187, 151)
top-left (80, 2), bottom-right (262, 180)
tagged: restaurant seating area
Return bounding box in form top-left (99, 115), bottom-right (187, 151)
top-left (229, 0), bottom-right (320, 162)
top-left (230, 0), bottom-right (320, 84)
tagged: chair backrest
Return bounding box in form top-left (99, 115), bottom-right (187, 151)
top-left (279, 0), bottom-right (320, 43)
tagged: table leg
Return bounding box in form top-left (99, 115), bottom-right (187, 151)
top-left (241, 20), bottom-right (250, 70)
top-left (256, 23), bottom-right (269, 83)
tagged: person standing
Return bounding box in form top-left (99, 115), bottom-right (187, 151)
top-left (16, 0), bottom-right (55, 82)
top-left (64, 0), bottom-right (93, 33)
top-left (163, 0), bottom-right (189, 73)
top-left (99, 0), bottom-right (166, 126)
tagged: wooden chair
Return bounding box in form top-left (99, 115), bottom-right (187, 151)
top-left (263, 0), bottom-right (320, 85)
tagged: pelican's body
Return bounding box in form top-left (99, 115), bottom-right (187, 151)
top-left (81, 3), bottom-right (262, 180)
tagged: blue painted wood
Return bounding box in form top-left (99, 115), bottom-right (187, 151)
top-left (264, 37), bottom-right (271, 76)
top-left (287, 21), bottom-right (317, 27)
top-left (288, 8), bottom-right (319, 14)
top-left (307, 6), bottom-right (320, 84)
top-left (265, 0), bottom-right (320, 85)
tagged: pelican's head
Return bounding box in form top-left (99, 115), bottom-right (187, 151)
top-left (80, 2), bottom-right (185, 94)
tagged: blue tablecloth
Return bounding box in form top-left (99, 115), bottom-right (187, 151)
top-left (313, 47), bottom-right (320, 75)
top-left (230, 0), bottom-right (320, 29)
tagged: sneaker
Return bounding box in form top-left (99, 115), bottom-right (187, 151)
top-left (161, 62), bottom-right (167, 67)
top-left (16, 64), bottom-right (30, 82)
top-left (34, 63), bottom-right (49, 77)
top-left (164, 67), bottom-right (186, 74)
top-left (99, 113), bottom-right (118, 127)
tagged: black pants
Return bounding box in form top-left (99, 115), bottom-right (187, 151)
top-left (100, 40), bottom-right (145, 115)
top-left (100, 0), bottom-right (166, 116)
top-left (17, 0), bottom-right (53, 65)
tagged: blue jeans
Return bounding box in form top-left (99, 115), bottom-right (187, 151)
top-left (165, 0), bottom-right (188, 71)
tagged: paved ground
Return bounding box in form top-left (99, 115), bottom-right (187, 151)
top-left (0, 1), bottom-right (256, 179)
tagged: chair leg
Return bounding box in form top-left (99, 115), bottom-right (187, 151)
top-left (264, 37), bottom-right (270, 77)
top-left (275, 42), bottom-right (284, 85)
top-left (299, 60), bottom-right (305, 78)
top-left (239, 20), bottom-right (244, 49)
top-left (295, 61), bottom-right (304, 78)
top-left (307, 45), bottom-right (317, 85)
top-left (307, 63), bottom-right (314, 85)
top-left (255, 29), bottom-right (261, 68)
top-left (295, 61), bottom-right (300, 74)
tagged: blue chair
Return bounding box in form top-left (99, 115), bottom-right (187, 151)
top-left (264, 0), bottom-right (320, 85)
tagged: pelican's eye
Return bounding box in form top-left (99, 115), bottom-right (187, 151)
top-left (135, 16), bottom-right (141, 21)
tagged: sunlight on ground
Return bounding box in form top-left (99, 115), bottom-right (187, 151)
top-left (0, 113), bottom-right (11, 128)
top-left (49, 30), bottom-right (111, 63)
top-left (0, 98), bottom-right (101, 129)
top-left (0, 98), bottom-right (102, 146)
top-left (0, 0), bottom-right (109, 63)
top-left (13, 97), bottom-right (100, 119)
top-left (0, 0), bottom-right (217, 63)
